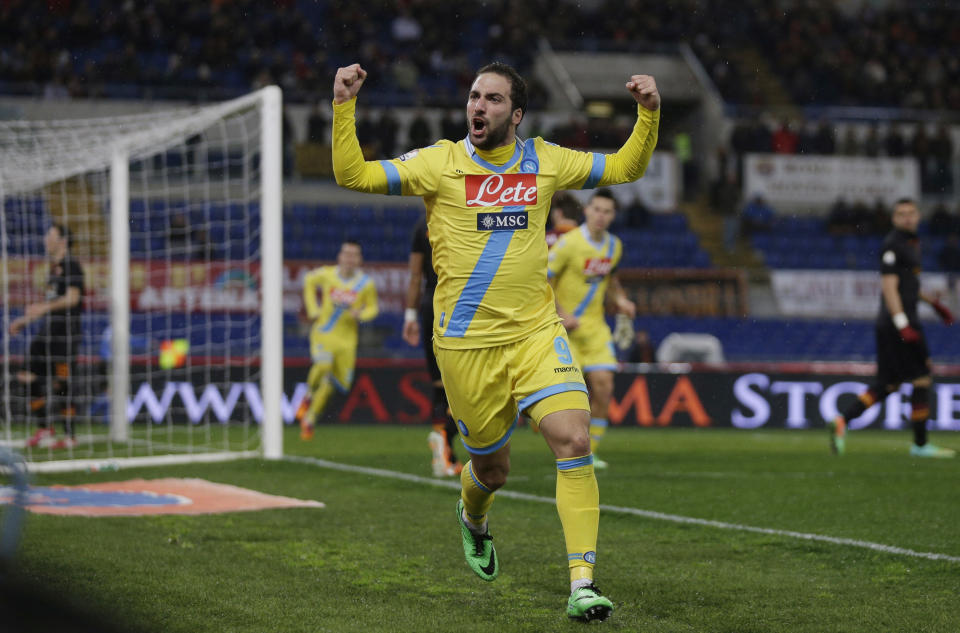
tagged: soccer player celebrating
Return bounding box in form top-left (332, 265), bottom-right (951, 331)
top-left (332, 61), bottom-right (659, 621)
top-left (828, 199), bottom-right (955, 457)
top-left (9, 224), bottom-right (84, 450)
top-left (403, 215), bottom-right (463, 477)
top-left (548, 189), bottom-right (636, 469)
top-left (296, 240), bottom-right (378, 439)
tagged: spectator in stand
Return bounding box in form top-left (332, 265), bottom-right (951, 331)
top-left (796, 119), bottom-right (816, 155)
top-left (377, 110), bottom-right (399, 158)
top-left (626, 329), bottom-right (656, 364)
top-left (885, 124), bottom-right (906, 157)
top-left (392, 54), bottom-right (419, 93)
top-left (391, 8), bottom-right (422, 43)
top-left (838, 126), bottom-right (862, 156)
top-left (812, 120), bottom-right (836, 155)
top-left (751, 117), bottom-right (773, 152)
top-left (714, 172), bottom-right (742, 252)
top-left (625, 195), bottom-right (651, 229)
top-left (863, 123), bottom-right (882, 157)
top-left (441, 109), bottom-right (464, 141)
top-left (741, 194), bottom-right (775, 236)
top-left (356, 110), bottom-right (378, 157)
top-left (930, 123), bottom-right (954, 195)
top-left (867, 199), bottom-right (891, 235)
top-left (827, 198), bottom-right (855, 235)
top-left (306, 103), bottom-right (328, 144)
top-left (929, 203), bottom-right (953, 235)
top-left (910, 124), bottom-right (934, 193)
top-left (772, 119), bottom-right (798, 154)
top-left (729, 120), bottom-right (753, 157)
top-left (407, 109), bottom-right (433, 150)
top-left (939, 234), bottom-right (960, 273)
top-left (849, 200), bottom-right (871, 233)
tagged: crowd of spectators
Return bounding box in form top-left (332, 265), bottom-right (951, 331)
top-left (727, 117), bottom-right (955, 195)
top-left (746, 2), bottom-right (960, 110)
top-left (826, 198), bottom-right (892, 235)
top-left (3, 0), bottom-right (957, 113)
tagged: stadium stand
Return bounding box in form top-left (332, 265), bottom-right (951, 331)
top-left (2, 0), bottom-right (959, 368)
top-left (752, 214), bottom-right (950, 272)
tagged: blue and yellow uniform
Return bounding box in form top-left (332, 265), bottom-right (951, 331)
top-left (548, 224), bottom-right (623, 372)
top-left (301, 265), bottom-right (378, 423)
top-left (333, 97), bottom-right (658, 453)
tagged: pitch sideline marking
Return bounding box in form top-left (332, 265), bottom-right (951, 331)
top-left (284, 455), bottom-right (960, 564)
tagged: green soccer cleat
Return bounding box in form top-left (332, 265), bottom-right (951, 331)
top-left (827, 417), bottom-right (846, 456)
top-left (456, 499), bottom-right (498, 581)
top-left (909, 443), bottom-right (956, 458)
top-left (567, 583), bottom-right (614, 622)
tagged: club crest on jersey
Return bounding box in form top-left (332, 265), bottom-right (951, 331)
top-left (477, 211), bottom-right (528, 231)
top-left (465, 174), bottom-right (537, 208)
top-left (329, 287), bottom-right (358, 306)
top-left (583, 257), bottom-right (612, 277)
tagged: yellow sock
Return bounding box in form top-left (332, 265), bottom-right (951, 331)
top-left (556, 455), bottom-right (599, 583)
top-left (589, 418), bottom-right (608, 453)
top-left (460, 460), bottom-right (495, 529)
top-left (307, 378), bottom-right (333, 422)
top-left (306, 363), bottom-right (325, 389)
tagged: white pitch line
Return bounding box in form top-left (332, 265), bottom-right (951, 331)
top-left (284, 455), bottom-right (960, 564)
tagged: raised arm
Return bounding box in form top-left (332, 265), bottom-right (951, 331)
top-left (599, 75), bottom-right (661, 185)
top-left (331, 64), bottom-right (389, 193)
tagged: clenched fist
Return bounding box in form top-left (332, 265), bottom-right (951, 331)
top-left (626, 75), bottom-right (660, 112)
top-left (333, 64), bottom-right (367, 105)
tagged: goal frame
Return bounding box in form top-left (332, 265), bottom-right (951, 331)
top-left (20, 86), bottom-right (285, 473)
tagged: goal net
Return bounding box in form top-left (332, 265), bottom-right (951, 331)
top-left (0, 87), bottom-right (283, 472)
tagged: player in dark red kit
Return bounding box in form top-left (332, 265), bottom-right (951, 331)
top-left (403, 215), bottom-right (463, 476)
top-left (9, 224), bottom-right (85, 450)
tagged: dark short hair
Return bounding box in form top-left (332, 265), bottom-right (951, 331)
top-left (591, 188), bottom-right (619, 211)
top-left (50, 222), bottom-right (72, 248)
top-left (341, 240), bottom-right (362, 252)
top-left (894, 198), bottom-right (916, 207)
top-left (551, 192), bottom-right (582, 221)
top-left (475, 62), bottom-right (528, 119)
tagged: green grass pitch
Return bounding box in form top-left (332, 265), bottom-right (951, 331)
top-left (5, 426), bottom-right (960, 632)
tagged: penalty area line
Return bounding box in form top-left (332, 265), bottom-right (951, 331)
top-left (283, 455), bottom-right (960, 564)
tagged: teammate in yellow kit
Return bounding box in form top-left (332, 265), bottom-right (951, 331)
top-left (297, 241), bottom-right (378, 439)
top-left (332, 61), bottom-right (659, 621)
top-left (548, 189), bottom-right (636, 469)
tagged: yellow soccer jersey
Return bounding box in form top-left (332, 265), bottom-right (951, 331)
top-left (332, 97), bottom-right (658, 350)
top-left (302, 265), bottom-right (378, 342)
top-left (548, 224), bottom-right (623, 326)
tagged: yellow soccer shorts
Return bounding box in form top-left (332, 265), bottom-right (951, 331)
top-left (569, 321), bottom-right (618, 373)
top-left (309, 325), bottom-right (356, 393)
top-left (434, 322), bottom-right (590, 455)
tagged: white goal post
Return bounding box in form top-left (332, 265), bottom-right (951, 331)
top-left (1, 86), bottom-right (284, 472)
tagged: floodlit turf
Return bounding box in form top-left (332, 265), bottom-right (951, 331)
top-left (4, 425), bottom-right (960, 632)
